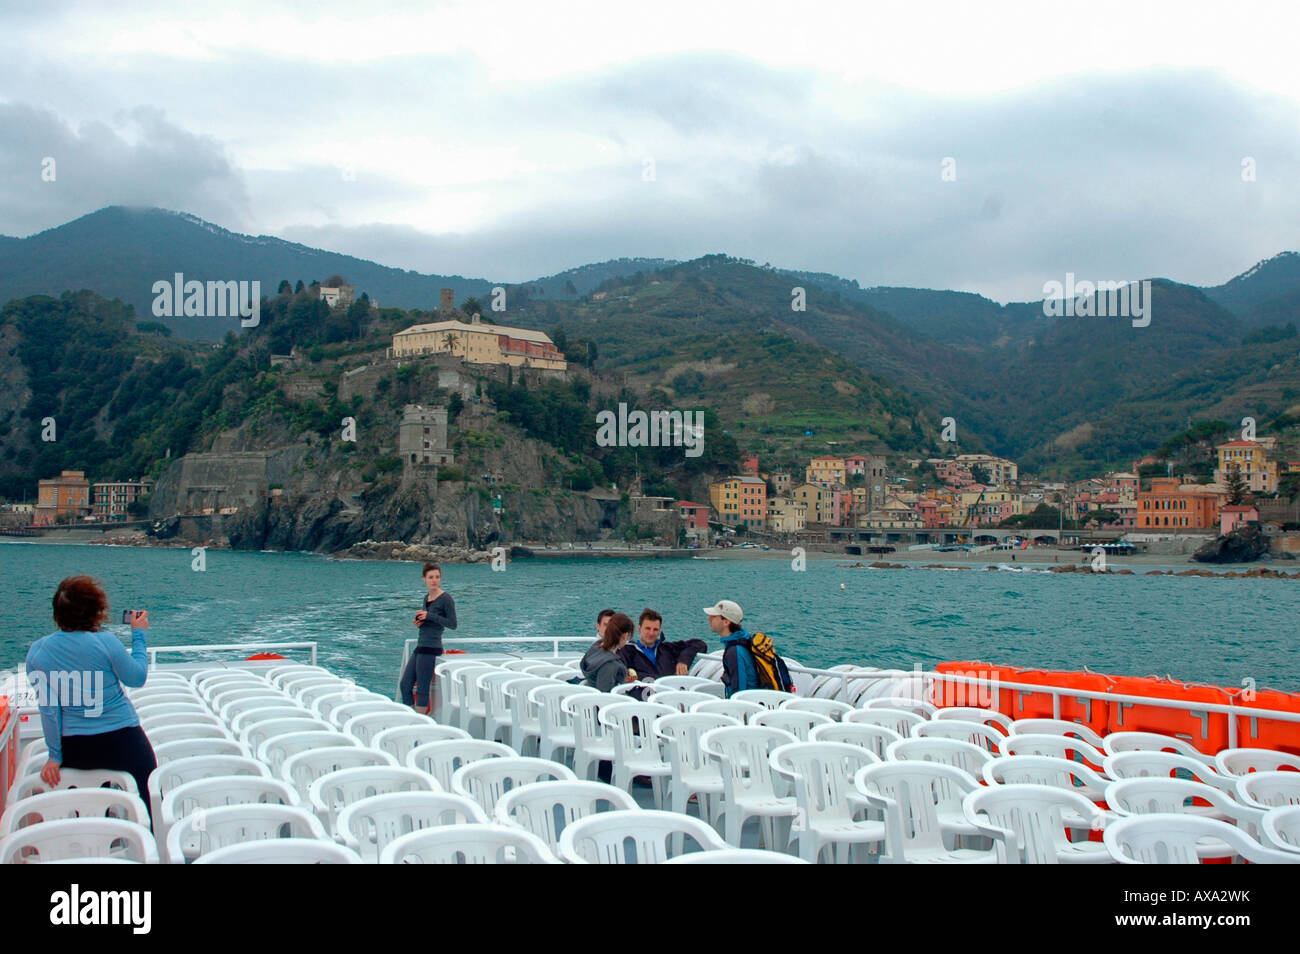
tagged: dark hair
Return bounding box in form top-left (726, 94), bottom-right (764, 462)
top-left (638, 608), bottom-right (662, 626)
top-left (422, 563), bottom-right (441, 576)
top-left (596, 608), bottom-right (616, 624)
top-left (599, 612), bottom-right (633, 651)
top-left (723, 620), bottom-right (742, 634)
top-left (52, 575), bottom-right (109, 632)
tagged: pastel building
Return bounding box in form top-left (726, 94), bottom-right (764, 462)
top-left (1220, 504), bottom-right (1259, 535)
top-left (93, 478), bottom-right (154, 520)
top-left (956, 454), bottom-right (1019, 487)
top-left (676, 500), bottom-right (711, 536)
top-left (805, 456), bottom-right (846, 486)
top-left (35, 470), bottom-right (92, 525)
top-left (709, 475), bottom-right (767, 530)
top-left (1136, 478), bottom-right (1220, 530)
top-left (1215, 441), bottom-right (1278, 494)
top-left (767, 496), bottom-right (807, 534)
top-left (793, 483), bottom-right (834, 525)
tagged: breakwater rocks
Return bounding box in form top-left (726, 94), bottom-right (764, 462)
top-left (1146, 566), bottom-right (1299, 579)
top-left (843, 560), bottom-right (1299, 579)
top-left (333, 540), bottom-right (493, 564)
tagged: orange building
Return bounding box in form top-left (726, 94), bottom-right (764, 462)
top-left (35, 470), bottom-right (92, 526)
top-left (1136, 477), bottom-right (1221, 530)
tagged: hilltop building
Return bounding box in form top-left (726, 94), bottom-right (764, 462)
top-left (318, 284), bottom-right (355, 309)
top-left (709, 475), bottom-right (767, 530)
top-left (93, 478), bottom-right (154, 520)
top-left (390, 289), bottom-right (566, 370)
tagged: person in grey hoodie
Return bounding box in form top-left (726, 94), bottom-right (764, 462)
top-left (580, 611), bottom-right (636, 692)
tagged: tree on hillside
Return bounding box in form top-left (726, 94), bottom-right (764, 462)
top-left (564, 280), bottom-right (577, 296)
top-left (461, 297), bottom-right (482, 317)
top-left (970, 464), bottom-right (992, 486)
top-left (294, 280), bottom-right (305, 294)
top-left (1082, 508), bottom-right (1120, 526)
top-left (278, 280), bottom-right (292, 295)
top-left (1224, 464), bottom-right (1248, 505)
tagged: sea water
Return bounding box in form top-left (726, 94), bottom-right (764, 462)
top-left (2, 543), bottom-right (1296, 695)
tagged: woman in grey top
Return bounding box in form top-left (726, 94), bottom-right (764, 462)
top-left (400, 562), bottom-right (457, 713)
top-left (580, 612), bottom-right (635, 692)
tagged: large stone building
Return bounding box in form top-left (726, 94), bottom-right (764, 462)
top-left (1136, 478), bottom-right (1221, 530)
top-left (390, 289), bottom-right (566, 371)
top-left (1214, 441), bottom-right (1278, 494)
top-left (399, 405), bottom-right (454, 470)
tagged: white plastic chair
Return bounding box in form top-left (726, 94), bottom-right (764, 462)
top-left (1009, 719), bottom-right (1106, 749)
top-left (913, 719), bottom-right (1006, 753)
top-left (216, 693), bottom-right (292, 723)
top-left (161, 776), bottom-right (302, 863)
top-left (1103, 751), bottom-right (1236, 796)
top-left (433, 658), bottom-right (491, 723)
top-left (1236, 771), bottom-right (1300, 810)
top-left (147, 754), bottom-right (270, 823)
top-left (1, 818), bottom-right (159, 864)
top-left (297, 682), bottom-right (363, 711)
top-left (663, 848), bottom-right (811, 863)
top-left (13, 768), bottom-right (138, 801)
top-left (752, 709), bottom-right (833, 742)
top-left (308, 766), bottom-right (436, 835)
top-left (1103, 813), bottom-right (1300, 864)
top-left (372, 723), bottom-right (471, 764)
top-left (281, 747), bottom-right (397, 802)
top-left (141, 712), bottom-right (224, 734)
top-left (153, 737), bottom-right (252, 765)
top-left (649, 675), bottom-right (719, 694)
top-left (314, 692), bottom-right (390, 725)
top-left (780, 698), bottom-right (853, 721)
top-left (532, 683), bottom-right (599, 763)
top-left (380, 823), bottom-right (560, 863)
top-left (700, 725), bottom-right (800, 849)
top-left (501, 676), bottom-right (555, 754)
top-left (999, 733), bottom-right (1107, 770)
top-left (343, 709), bottom-right (431, 746)
top-left (983, 755), bottom-right (1110, 805)
top-left (963, 784), bottom-right (1107, 864)
top-left (451, 757), bottom-right (577, 815)
top-left (887, 738), bottom-right (993, 780)
top-left (860, 697), bottom-right (939, 718)
top-left (731, 689), bottom-right (794, 711)
top-left (337, 792), bottom-right (488, 862)
top-left (1214, 748), bottom-right (1300, 777)
top-left (565, 693), bottom-right (636, 782)
top-left (1101, 731), bottom-right (1215, 763)
top-left (934, 707), bottom-right (1013, 734)
top-left (167, 804), bottom-right (328, 864)
top-left (193, 839), bottom-right (363, 864)
top-left (647, 690), bottom-right (717, 713)
top-left (135, 701), bottom-right (214, 720)
top-left (1105, 777), bottom-right (1265, 854)
top-left (493, 780), bottom-right (638, 854)
top-left (256, 730), bottom-right (358, 773)
top-left (1262, 805), bottom-right (1300, 854)
top-left (810, 722), bottom-right (903, 760)
top-left (479, 671), bottom-right (534, 744)
top-left (405, 739), bottom-right (515, 789)
top-left (0, 789), bottom-right (151, 836)
top-left (145, 723), bottom-right (232, 747)
top-left (770, 741), bottom-right (885, 863)
top-left (598, 702), bottom-right (675, 806)
top-left (845, 707), bottom-right (926, 737)
top-left (655, 712), bottom-right (741, 828)
top-left (229, 705), bottom-right (314, 737)
top-left (210, 686), bottom-right (285, 713)
top-left (452, 665), bottom-right (500, 736)
top-left (558, 809), bottom-right (727, 863)
top-left (690, 699), bottom-right (765, 724)
top-left (853, 762), bottom-right (997, 864)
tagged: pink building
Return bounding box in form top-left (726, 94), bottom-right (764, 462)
top-left (1220, 504), bottom-right (1258, 535)
top-left (844, 455), bottom-right (867, 477)
top-left (929, 458), bottom-right (974, 488)
top-left (676, 500), bottom-right (710, 532)
top-left (739, 454), bottom-right (759, 475)
top-left (915, 498), bottom-right (945, 528)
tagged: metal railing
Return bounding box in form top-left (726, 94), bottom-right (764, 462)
top-left (147, 642), bottom-right (319, 667)
top-left (400, 636), bottom-right (591, 675)
top-left (0, 703), bottom-right (17, 809)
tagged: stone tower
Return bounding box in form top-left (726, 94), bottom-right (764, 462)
top-left (439, 288), bottom-right (455, 316)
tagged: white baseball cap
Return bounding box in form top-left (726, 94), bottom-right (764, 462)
top-left (702, 600), bottom-right (744, 625)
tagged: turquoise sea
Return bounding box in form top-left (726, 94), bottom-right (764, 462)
top-left (2, 543), bottom-right (1297, 696)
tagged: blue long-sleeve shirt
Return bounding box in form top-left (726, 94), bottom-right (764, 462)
top-left (25, 628), bottom-right (149, 762)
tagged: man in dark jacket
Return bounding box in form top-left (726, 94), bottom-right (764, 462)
top-left (619, 608), bottom-right (708, 686)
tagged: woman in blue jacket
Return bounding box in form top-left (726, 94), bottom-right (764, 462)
top-left (26, 575), bottom-right (155, 824)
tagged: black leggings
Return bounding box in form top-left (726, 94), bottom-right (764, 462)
top-left (400, 649), bottom-right (440, 711)
top-left (60, 725), bottom-right (158, 829)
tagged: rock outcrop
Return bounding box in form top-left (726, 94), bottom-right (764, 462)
top-left (1192, 524), bottom-right (1270, 564)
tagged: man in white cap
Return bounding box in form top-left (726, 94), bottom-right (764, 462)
top-left (703, 599), bottom-right (758, 698)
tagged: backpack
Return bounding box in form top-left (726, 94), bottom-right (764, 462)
top-left (747, 632), bottom-right (795, 693)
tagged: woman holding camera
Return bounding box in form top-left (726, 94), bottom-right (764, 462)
top-left (25, 575), bottom-right (156, 825)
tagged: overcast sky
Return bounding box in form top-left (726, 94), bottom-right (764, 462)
top-left (2, 0), bottom-right (1299, 301)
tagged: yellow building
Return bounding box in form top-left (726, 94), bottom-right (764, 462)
top-left (391, 313), bottom-right (566, 370)
top-left (805, 456), bottom-right (846, 486)
top-left (767, 496), bottom-right (807, 534)
top-left (1215, 441), bottom-right (1277, 494)
top-left (793, 483), bottom-right (834, 525)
